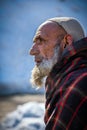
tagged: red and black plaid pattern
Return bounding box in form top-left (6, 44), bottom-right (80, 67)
top-left (44, 38), bottom-right (87, 130)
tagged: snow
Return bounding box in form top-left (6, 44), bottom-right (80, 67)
top-left (0, 102), bottom-right (45, 130)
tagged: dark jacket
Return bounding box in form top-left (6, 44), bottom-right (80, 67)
top-left (44, 37), bottom-right (87, 130)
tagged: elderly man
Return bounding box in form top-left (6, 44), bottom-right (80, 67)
top-left (29, 17), bottom-right (87, 130)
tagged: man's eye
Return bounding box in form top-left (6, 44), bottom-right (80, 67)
top-left (37, 38), bottom-right (43, 44)
top-left (34, 37), bottom-right (45, 45)
top-left (37, 39), bottom-right (41, 43)
top-left (39, 38), bottom-right (43, 42)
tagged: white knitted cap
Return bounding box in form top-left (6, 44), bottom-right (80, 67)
top-left (48, 17), bottom-right (85, 42)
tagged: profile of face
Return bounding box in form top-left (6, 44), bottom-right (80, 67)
top-left (29, 21), bottom-right (66, 88)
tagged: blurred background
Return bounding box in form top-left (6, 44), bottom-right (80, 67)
top-left (0, 0), bottom-right (87, 124)
top-left (0, 0), bottom-right (87, 95)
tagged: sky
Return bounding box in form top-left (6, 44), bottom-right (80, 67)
top-left (0, 0), bottom-right (87, 95)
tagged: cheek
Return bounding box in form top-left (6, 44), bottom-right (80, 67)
top-left (39, 45), bottom-right (54, 59)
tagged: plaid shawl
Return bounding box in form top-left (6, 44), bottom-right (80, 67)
top-left (44, 37), bottom-right (87, 130)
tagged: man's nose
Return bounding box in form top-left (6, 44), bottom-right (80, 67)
top-left (29, 45), bottom-right (39, 55)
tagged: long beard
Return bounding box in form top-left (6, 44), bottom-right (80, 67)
top-left (30, 46), bottom-right (60, 88)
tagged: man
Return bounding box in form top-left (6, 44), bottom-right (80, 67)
top-left (29, 17), bottom-right (87, 130)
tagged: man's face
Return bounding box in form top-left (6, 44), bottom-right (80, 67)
top-left (29, 21), bottom-right (62, 87)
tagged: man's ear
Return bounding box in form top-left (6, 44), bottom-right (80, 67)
top-left (63, 34), bottom-right (73, 49)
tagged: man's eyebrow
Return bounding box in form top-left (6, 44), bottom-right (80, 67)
top-left (33, 36), bottom-right (40, 42)
top-left (33, 35), bottom-right (46, 43)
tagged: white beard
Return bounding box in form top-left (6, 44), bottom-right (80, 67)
top-left (30, 45), bottom-right (60, 88)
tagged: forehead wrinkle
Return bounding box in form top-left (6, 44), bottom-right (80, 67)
top-left (33, 30), bottom-right (48, 42)
top-left (33, 21), bottom-right (64, 43)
